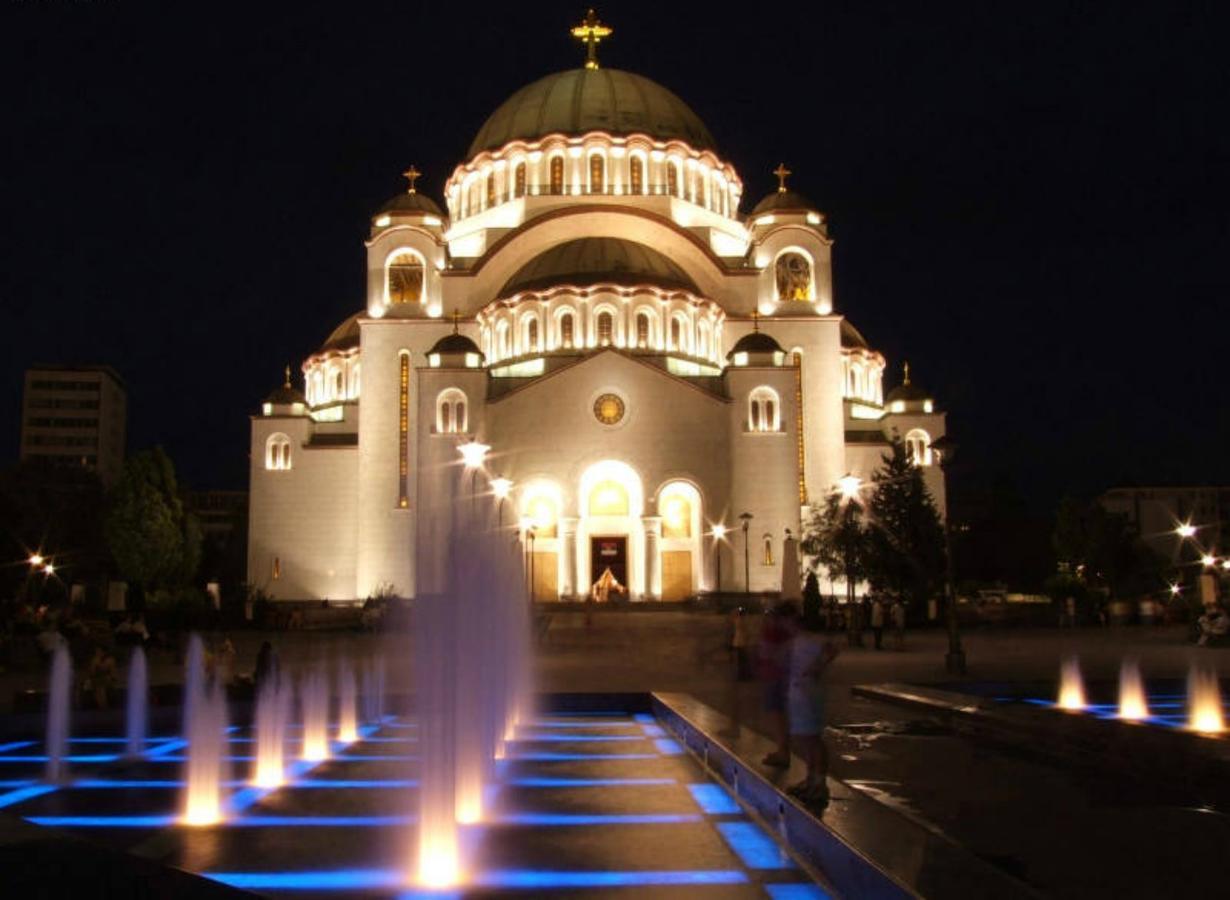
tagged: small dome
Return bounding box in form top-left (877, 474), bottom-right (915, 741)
top-left (886, 363), bottom-right (932, 404)
top-left (265, 366), bottom-right (305, 405)
top-left (320, 313), bottom-right (362, 353)
top-left (501, 238), bottom-right (699, 296)
top-left (428, 333), bottom-right (483, 358)
top-left (841, 320), bottom-right (869, 349)
top-left (726, 331), bottom-right (784, 359)
top-left (469, 68), bottom-right (717, 157)
top-left (750, 189), bottom-right (818, 217)
top-left (377, 190), bottom-right (444, 218)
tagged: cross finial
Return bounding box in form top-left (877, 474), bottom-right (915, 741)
top-left (571, 9), bottom-right (613, 70)
top-left (283, 364), bottom-right (291, 388)
top-left (903, 361), bottom-right (911, 385)
top-left (451, 309), bottom-right (460, 334)
top-left (402, 165), bottom-right (421, 194)
top-left (773, 163), bottom-right (792, 193)
top-left (751, 310), bottom-right (760, 332)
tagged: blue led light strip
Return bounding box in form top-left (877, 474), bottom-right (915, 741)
top-left (202, 868), bottom-right (748, 891)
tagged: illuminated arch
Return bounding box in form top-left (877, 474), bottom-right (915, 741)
top-left (384, 248), bottom-right (426, 305)
top-left (906, 428), bottom-right (933, 466)
top-left (774, 247), bottom-right (815, 302)
top-left (265, 433), bottom-right (292, 471)
top-left (748, 386), bottom-right (780, 432)
top-left (435, 388), bottom-right (467, 434)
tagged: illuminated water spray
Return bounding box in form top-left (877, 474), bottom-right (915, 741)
top-left (253, 677), bottom-right (291, 788)
top-left (1057, 656), bottom-right (1086, 710)
top-left (300, 665), bottom-right (330, 762)
top-left (183, 634), bottom-right (229, 825)
top-left (1188, 665), bottom-right (1225, 734)
top-left (125, 646), bottom-right (148, 757)
top-left (45, 644), bottom-right (72, 784)
top-left (338, 663), bottom-right (359, 745)
top-left (1117, 658), bottom-right (1149, 721)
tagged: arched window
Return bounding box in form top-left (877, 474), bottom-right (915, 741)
top-left (560, 312), bottom-right (575, 348)
top-left (265, 433), bottom-right (292, 471)
top-left (661, 492), bottom-right (692, 539)
top-left (526, 318), bottom-right (539, 352)
top-left (589, 480), bottom-right (629, 516)
top-left (334, 370), bottom-right (343, 398)
top-left (667, 161), bottom-right (679, 197)
top-left (762, 534), bottom-right (775, 566)
top-left (775, 251), bottom-right (813, 302)
top-left (629, 156), bottom-right (644, 195)
top-left (669, 318), bottom-right (681, 350)
top-left (636, 312), bottom-right (650, 348)
top-left (514, 162), bottom-right (526, 198)
top-left (906, 428), bottom-right (933, 466)
top-left (495, 320), bottom-right (510, 359)
top-left (272, 556), bottom-right (281, 579)
top-left (387, 251), bottom-right (424, 304)
top-left (549, 156), bottom-right (564, 194)
top-left (436, 388), bottom-right (467, 434)
top-left (748, 387), bottom-right (780, 432)
top-left (697, 321), bottom-right (710, 358)
top-left (589, 154), bottom-right (605, 193)
top-left (467, 180), bottom-right (479, 216)
top-left (485, 172), bottom-right (495, 209)
top-left (597, 311), bottom-right (614, 346)
top-left (522, 488), bottom-right (559, 538)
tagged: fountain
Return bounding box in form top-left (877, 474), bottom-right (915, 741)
top-left (1187, 665), bottom-right (1224, 734)
top-left (1117, 658), bottom-right (1149, 721)
top-left (252, 676), bottom-right (291, 788)
top-left (362, 657), bottom-right (385, 725)
top-left (45, 644), bottom-right (72, 784)
top-left (125, 646), bottom-right (148, 757)
top-left (300, 665), bottom-right (330, 762)
top-left (1057, 656), bottom-right (1086, 710)
top-left (337, 662), bottom-right (358, 745)
top-left (183, 634), bottom-right (229, 825)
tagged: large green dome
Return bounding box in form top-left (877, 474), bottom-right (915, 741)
top-left (468, 69), bottom-right (717, 157)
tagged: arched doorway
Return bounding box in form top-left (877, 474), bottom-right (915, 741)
top-left (657, 481), bottom-right (702, 601)
top-left (578, 460), bottom-right (644, 600)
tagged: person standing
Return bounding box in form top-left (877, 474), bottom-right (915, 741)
top-left (759, 602), bottom-right (799, 767)
top-left (892, 597), bottom-right (907, 650)
top-left (787, 616), bottom-right (841, 806)
top-left (870, 594), bottom-right (885, 650)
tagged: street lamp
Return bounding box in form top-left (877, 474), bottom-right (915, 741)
top-left (491, 477), bottom-right (513, 527)
top-left (28, 553), bottom-right (44, 568)
top-left (931, 436), bottom-right (965, 675)
top-left (458, 441), bottom-right (490, 510)
top-left (1176, 522), bottom-right (1197, 539)
top-left (1202, 553), bottom-right (1217, 568)
top-left (738, 513), bottom-right (753, 594)
top-left (710, 523), bottom-right (729, 593)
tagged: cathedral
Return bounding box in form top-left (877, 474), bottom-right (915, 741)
top-left (248, 13), bottom-right (946, 604)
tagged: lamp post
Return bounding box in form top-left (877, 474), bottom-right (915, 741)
top-left (527, 525), bottom-right (537, 607)
top-left (739, 512), bottom-right (753, 594)
top-left (458, 440), bottom-right (490, 516)
top-left (491, 477), bottom-right (513, 527)
top-left (711, 523), bottom-right (728, 594)
top-left (932, 436), bottom-right (965, 675)
top-left (836, 474), bottom-right (862, 647)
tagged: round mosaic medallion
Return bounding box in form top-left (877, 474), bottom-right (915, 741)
top-left (593, 393), bottom-right (625, 425)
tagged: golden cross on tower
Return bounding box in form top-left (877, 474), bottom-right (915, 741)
top-left (451, 309), bottom-right (460, 333)
top-left (283, 364), bottom-right (292, 388)
top-left (571, 9), bottom-right (613, 70)
top-left (773, 163), bottom-right (792, 193)
top-left (903, 361), bottom-right (911, 385)
top-left (402, 165), bottom-right (421, 194)
top-left (751, 310), bottom-right (760, 332)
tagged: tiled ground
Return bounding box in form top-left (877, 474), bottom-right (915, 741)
top-left (0, 713), bottom-right (831, 898)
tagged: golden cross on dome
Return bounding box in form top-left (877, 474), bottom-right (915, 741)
top-left (283, 364), bottom-right (292, 388)
top-left (402, 165), bottom-right (421, 194)
top-left (451, 309), bottom-right (460, 333)
top-left (751, 310), bottom-right (760, 332)
top-left (903, 361), bottom-right (911, 385)
top-left (571, 9), bottom-right (612, 70)
top-left (773, 163), bottom-right (792, 193)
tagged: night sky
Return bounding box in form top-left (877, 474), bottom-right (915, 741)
top-left (3, 2), bottom-right (1227, 513)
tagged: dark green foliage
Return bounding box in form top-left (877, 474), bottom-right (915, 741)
top-left (1052, 496), bottom-right (1167, 599)
top-left (800, 491), bottom-right (870, 589)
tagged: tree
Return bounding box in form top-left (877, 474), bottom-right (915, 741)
top-left (1052, 496), bottom-right (1165, 600)
top-left (105, 448), bottom-right (202, 592)
top-left (864, 437), bottom-right (947, 613)
top-left (801, 492), bottom-right (870, 594)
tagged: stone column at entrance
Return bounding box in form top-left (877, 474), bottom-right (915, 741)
top-left (560, 517), bottom-right (579, 599)
top-left (642, 516), bottom-right (662, 600)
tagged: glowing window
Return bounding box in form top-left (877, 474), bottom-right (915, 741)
top-left (485, 172), bottom-right (495, 208)
top-left (661, 493), bottom-right (692, 539)
top-left (593, 393), bottom-right (625, 425)
top-left (495, 320), bottom-right (510, 358)
top-left (670, 318), bottom-right (681, 349)
top-left (630, 156), bottom-right (644, 194)
top-left (762, 534), bottom-right (775, 566)
top-left (560, 312), bottom-right (575, 348)
top-left (387, 251), bottom-right (424, 304)
top-left (524, 493), bottom-right (558, 538)
top-left (549, 156), bottom-right (564, 194)
top-left (436, 388), bottom-right (467, 434)
top-left (667, 161), bottom-right (679, 197)
top-left (265, 433), bottom-right (292, 470)
top-left (597, 311), bottom-right (613, 346)
top-left (906, 428), bottom-right (933, 466)
top-left (775, 251), bottom-right (813, 302)
top-left (748, 387), bottom-right (780, 432)
top-left (527, 318), bottom-right (539, 352)
top-left (636, 312), bottom-right (650, 348)
top-left (589, 154), bottom-right (604, 193)
top-left (514, 162), bottom-right (526, 198)
top-left (590, 480), bottom-right (629, 516)
top-left (272, 556), bottom-right (281, 579)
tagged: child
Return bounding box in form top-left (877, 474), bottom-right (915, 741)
top-left (787, 616), bottom-right (841, 805)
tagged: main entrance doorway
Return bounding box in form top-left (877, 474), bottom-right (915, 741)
top-left (589, 536), bottom-right (627, 599)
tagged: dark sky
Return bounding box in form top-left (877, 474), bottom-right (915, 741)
top-left (2, 1), bottom-right (1227, 511)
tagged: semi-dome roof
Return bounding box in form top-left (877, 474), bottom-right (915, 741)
top-left (427, 333), bottom-right (483, 358)
top-left (469, 68), bottom-right (717, 157)
top-left (320, 313), bottom-right (361, 353)
top-left (501, 238), bottom-right (700, 296)
top-left (377, 190), bottom-right (444, 217)
top-left (841, 320), bottom-right (869, 349)
top-left (726, 331), bottom-right (784, 359)
top-left (750, 189), bottom-right (818, 216)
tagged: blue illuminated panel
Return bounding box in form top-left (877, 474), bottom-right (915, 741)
top-left (687, 783), bottom-right (741, 815)
top-left (765, 885), bottom-right (833, 899)
top-left (716, 821), bottom-right (794, 869)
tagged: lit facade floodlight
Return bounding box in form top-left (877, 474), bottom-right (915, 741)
top-left (710, 523), bottom-right (729, 540)
top-left (458, 441), bottom-right (490, 469)
top-left (490, 477), bottom-right (513, 500)
top-left (44, 563), bottom-right (55, 575)
top-left (28, 553), bottom-right (44, 567)
top-left (1177, 522), bottom-right (1197, 538)
top-left (1169, 583), bottom-right (1181, 596)
top-left (837, 474), bottom-right (862, 501)
top-left (1202, 554), bottom-right (1217, 567)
